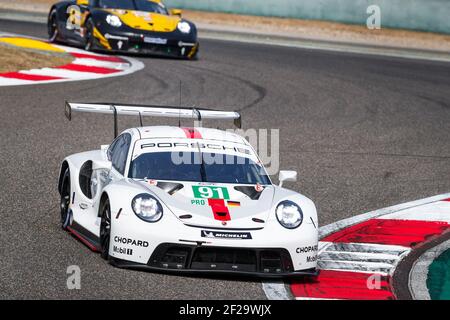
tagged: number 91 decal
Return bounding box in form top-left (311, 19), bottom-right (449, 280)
top-left (192, 186), bottom-right (230, 200)
top-left (66, 5), bottom-right (82, 30)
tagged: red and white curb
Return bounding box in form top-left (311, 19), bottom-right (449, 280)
top-left (263, 193), bottom-right (450, 300)
top-left (0, 41), bottom-right (144, 86)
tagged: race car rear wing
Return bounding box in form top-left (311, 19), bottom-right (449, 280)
top-left (65, 101), bottom-right (242, 138)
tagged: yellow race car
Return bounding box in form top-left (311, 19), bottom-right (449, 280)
top-left (48, 0), bottom-right (199, 59)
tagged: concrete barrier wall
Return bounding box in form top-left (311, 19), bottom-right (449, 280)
top-left (164, 0), bottom-right (450, 34)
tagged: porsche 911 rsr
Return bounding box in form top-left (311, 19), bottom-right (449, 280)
top-left (58, 102), bottom-right (319, 278)
top-left (48, 0), bottom-right (199, 59)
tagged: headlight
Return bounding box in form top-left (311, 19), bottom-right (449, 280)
top-left (132, 194), bottom-right (163, 222)
top-left (106, 14), bottom-right (122, 27)
top-left (276, 200), bottom-right (303, 229)
top-left (177, 21), bottom-right (191, 33)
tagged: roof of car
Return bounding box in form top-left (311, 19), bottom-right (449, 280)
top-left (135, 126), bottom-right (249, 145)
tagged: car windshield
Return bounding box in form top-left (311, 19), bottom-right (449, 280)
top-left (129, 152), bottom-right (271, 185)
top-left (98, 0), bottom-right (168, 14)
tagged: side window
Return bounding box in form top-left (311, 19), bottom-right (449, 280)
top-left (111, 133), bottom-right (131, 175)
top-left (107, 136), bottom-right (120, 161)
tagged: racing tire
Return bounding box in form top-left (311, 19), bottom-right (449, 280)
top-left (188, 45), bottom-right (199, 61)
top-left (60, 168), bottom-right (71, 230)
top-left (84, 17), bottom-right (95, 52)
top-left (189, 51), bottom-right (199, 61)
top-left (99, 198), bottom-right (111, 260)
top-left (48, 10), bottom-right (59, 43)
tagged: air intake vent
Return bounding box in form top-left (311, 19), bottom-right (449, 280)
top-left (155, 247), bottom-right (190, 269)
top-left (191, 248), bottom-right (257, 272)
top-left (148, 244), bottom-right (295, 275)
top-left (260, 251), bottom-right (283, 273)
top-left (156, 181), bottom-right (184, 195)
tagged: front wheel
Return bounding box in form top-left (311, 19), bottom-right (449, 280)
top-left (84, 18), bottom-right (95, 51)
top-left (99, 198), bottom-right (111, 260)
top-left (60, 168), bottom-right (71, 230)
top-left (48, 10), bottom-right (59, 43)
top-left (188, 44), bottom-right (199, 60)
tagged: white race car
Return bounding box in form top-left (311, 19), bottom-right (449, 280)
top-left (59, 102), bottom-right (319, 278)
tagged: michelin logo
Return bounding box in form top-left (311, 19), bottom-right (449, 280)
top-left (201, 230), bottom-right (252, 240)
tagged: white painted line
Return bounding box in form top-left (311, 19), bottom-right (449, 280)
top-left (409, 239), bottom-right (450, 300)
top-left (52, 44), bottom-right (111, 56)
top-left (378, 201), bottom-right (450, 223)
top-left (261, 282), bottom-right (292, 300)
top-left (295, 297), bottom-right (339, 300)
top-left (318, 241), bottom-right (410, 276)
top-left (0, 77), bottom-right (33, 85)
top-left (321, 242), bottom-right (410, 255)
top-left (318, 260), bottom-right (396, 275)
top-left (72, 58), bottom-right (130, 69)
top-left (320, 251), bottom-right (403, 263)
top-left (20, 68), bottom-right (104, 79)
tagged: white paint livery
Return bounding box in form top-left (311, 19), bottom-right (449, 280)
top-left (58, 103), bottom-right (319, 277)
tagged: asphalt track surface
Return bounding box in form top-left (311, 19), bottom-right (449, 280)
top-left (0, 19), bottom-right (449, 299)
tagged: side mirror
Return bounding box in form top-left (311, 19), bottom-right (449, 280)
top-left (170, 9), bottom-right (182, 17)
top-left (279, 170), bottom-right (297, 187)
top-left (92, 159), bottom-right (112, 171)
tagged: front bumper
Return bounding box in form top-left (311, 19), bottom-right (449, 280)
top-left (106, 185), bottom-right (319, 277)
top-left (94, 27), bottom-right (198, 58)
top-left (110, 243), bottom-right (319, 279)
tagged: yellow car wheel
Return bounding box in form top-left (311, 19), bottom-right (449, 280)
top-left (48, 10), bottom-right (59, 43)
top-left (84, 17), bottom-right (95, 51)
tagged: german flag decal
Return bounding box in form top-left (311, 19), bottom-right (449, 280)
top-left (227, 201), bottom-right (241, 207)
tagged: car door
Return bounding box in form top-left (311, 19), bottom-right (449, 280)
top-left (63, 0), bottom-right (91, 44)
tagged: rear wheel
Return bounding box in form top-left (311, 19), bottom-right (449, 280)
top-left (60, 168), bottom-right (71, 230)
top-left (48, 10), bottom-right (59, 43)
top-left (84, 18), bottom-right (95, 51)
top-left (99, 198), bottom-right (111, 260)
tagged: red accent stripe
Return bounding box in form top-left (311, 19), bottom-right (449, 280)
top-left (442, 198), bottom-right (450, 202)
top-left (291, 270), bottom-right (394, 300)
top-left (0, 72), bottom-right (64, 81)
top-left (67, 226), bottom-right (100, 252)
top-left (208, 198), bottom-right (231, 221)
top-left (58, 64), bottom-right (119, 74)
top-left (181, 127), bottom-right (202, 139)
top-left (70, 52), bottom-right (125, 63)
top-left (322, 219), bottom-right (449, 247)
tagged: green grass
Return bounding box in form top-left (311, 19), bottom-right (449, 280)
top-left (427, 249), bottom-right (450, 300)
